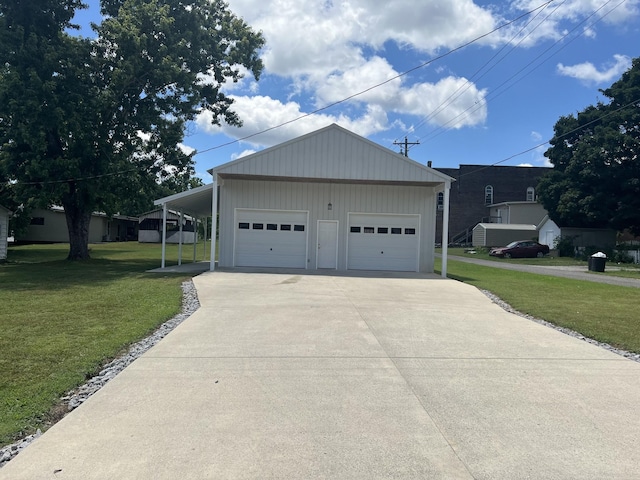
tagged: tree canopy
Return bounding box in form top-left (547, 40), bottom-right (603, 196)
top-left (0, 0), bottom-right (264, 258)
top-left (538, 58), bottom-right (640, 235)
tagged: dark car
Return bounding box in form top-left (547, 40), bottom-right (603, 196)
top-left (489, 240), bottom-right (550, 259)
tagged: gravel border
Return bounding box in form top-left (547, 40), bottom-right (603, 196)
top-left (482, 289), bottom-right (640, 363)
top-left (0, 280), bottom-right (201, 467)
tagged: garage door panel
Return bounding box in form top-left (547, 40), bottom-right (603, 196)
top-left (235, 209), bottom-right (307, 268)
top-left (348, 214), bottom-right (419, 272)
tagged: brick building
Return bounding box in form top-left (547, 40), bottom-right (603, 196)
top-left (434, 164), bottom-right (551, 245)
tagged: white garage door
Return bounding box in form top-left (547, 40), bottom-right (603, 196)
top-left (347, 213), bottom-right (419, 271)
top-left (235, 209), bottom-right (308, 268)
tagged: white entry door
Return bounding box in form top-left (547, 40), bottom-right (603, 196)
top-left (317, 220), bottom-right (338, 269)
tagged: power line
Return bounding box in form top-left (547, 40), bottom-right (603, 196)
top-left (455, 96), bottom-right (640, 180)
top-left (195, 0), bottom-right (555, 156)
top-left (414, 0), bottom-right (624, 148)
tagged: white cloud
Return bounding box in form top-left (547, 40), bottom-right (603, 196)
top-left (231, 149), bottom-right (257, 160)
top-left (196, 95), bottom-right (389, 147)
top-left (557, 54), bottom-right (631, 84)
top-left (178, 143), bottom-right (196, 156)
top-left (530, 131), bottom-right (543, 142)
top-left (517, 163), bottom-right (534, 167)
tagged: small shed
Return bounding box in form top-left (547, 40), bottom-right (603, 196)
top-left (538, 218), bottom-right (617, 250)
top-left (0, 204), bottom-right (10, 261)
top-left (473, 223), bottom-right (537, 247)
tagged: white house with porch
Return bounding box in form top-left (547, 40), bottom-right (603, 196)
top-left (153, 124), bottom-right (453, 276)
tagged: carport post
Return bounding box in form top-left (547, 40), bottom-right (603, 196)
top-left (161, 203), bottom-right (167, 269)
top-left (441, 182), bottom-right (451, 278)
top-left (178, 211), bottom-right (183, 266)
top-left (193, 217), bottom-right (197, 262)
top-left (209, 176), bottom-right (218, 271)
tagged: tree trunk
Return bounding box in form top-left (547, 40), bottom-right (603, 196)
top-left (64, 203), bottom-right (92, 260)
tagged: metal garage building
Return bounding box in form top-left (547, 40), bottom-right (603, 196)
top-left (154, 124), bottom-right (454, 275)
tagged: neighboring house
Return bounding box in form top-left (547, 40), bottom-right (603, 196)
top-left (472, 223), bottom-right (538, 247)
top-left (434, 164), bottom-right (551, 244)
top-left (537, 217), bottom-right (617, 250)
top-left (153, 124), bottom-right (454, 274)
top-left (16, 207), bottom-right (138, 243)
top-left (138, 208), bottom-right (196, 244)
top-left (487, 201), bottom-right (547, 226)
top-left (0, 204), bottom-right (10, 261)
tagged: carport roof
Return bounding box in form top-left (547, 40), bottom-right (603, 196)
top-left (153, 183), bottom-right (213, 218)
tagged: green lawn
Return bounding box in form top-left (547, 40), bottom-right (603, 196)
top-left (436, 257), bottom-right (640, 354)
top-left (0, 242), bottom-right (199, 445)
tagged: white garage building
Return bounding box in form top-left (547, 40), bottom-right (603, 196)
top-left (154, 124), bottom-right (453, 275)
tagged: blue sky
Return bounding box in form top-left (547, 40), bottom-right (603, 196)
top-left (73, 0), bottom-right (640, 181)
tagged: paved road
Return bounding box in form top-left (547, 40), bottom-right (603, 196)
top-left (2, 271), bottom-right (640, 479)
top-left (442, 254), bottom-right (640, 288)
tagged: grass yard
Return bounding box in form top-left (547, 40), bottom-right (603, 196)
top-left (0, 242), bottom-right (201, 446)
top-left (436, 257), bottom-right (640, 354)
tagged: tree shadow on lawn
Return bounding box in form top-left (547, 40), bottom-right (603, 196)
top-left (0, 258), bottom-right (191, 292)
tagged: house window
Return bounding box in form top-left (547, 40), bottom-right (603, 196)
top-left (437, 192), bottom-right (444, 210)
top-left (484, 185), bottom-right (494, 205)
top-left (526, 186), bottom-right (535, 202)
top-left (30, 217), bottom-right (45, 226)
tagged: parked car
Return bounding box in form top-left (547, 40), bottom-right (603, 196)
top-left (489, 240), bottom-right (550, 259)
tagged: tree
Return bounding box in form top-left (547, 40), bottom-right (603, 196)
top-left (538, 58), bottom-right (640, 235)
top-left (0, 0), bottom-right (263, 258)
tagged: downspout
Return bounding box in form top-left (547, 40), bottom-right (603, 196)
top-left (193, 217), bottom-right (198, 263)
top-left (441, 181), bottom-right (451, 278)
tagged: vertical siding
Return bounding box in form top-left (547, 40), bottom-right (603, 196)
top-left (219, 179), bottom-right (437, 272)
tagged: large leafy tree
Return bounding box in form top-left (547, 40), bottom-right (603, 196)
top-left (0, 0), bottom-right (263, 258)
top-left (538, 58), bottom-right (640, 235)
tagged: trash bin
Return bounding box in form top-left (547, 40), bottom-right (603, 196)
top-left (588, 252), bottom-right (607, 272)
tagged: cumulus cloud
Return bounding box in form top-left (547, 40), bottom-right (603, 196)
top-left (557, 54), bottom-right (631, 84)
top-left (194, 0), bottom-right (638, 151)
top-left (196, 95), bottom-right (389, 147)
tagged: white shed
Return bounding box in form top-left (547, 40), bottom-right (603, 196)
top-left (0, 204), bottom-right (10, 261)
top-left (154, 124), bottom-right (454, 275)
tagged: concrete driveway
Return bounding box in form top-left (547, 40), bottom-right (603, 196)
top-left (2, 271), bottom-right (640, 479)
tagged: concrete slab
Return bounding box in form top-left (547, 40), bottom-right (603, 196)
top-left (2, 271), bottom-right (640, 479)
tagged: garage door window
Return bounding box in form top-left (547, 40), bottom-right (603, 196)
top-left (378, 227), bottom-right (388, 234)
top-left (253, 223), bottom-right (264, 230)
top-left (391, 228), bottom-right (401, 234)
top-left (267, 223), bottom-right (277, 230)
top-left (350, 226), bottom-right (361, 233)
top-left (239, 222), bottom-right (250, 229)
top-left (363, 227), bottom-right (374, 233)
top-left (294, 224), bottom-right (305, 232)
top-left (405, 228), bottom-right (416, 235)
top-left (280, 224), bottom-right (291, 231)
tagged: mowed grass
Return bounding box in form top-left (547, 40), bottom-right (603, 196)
top-left (436, 257), bottom-right (640, 354)
top-left (0, 242), bottom-right (203, 445)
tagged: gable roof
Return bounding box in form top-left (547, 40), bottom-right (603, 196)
top-left (210, 124), bottom-right (453, 186)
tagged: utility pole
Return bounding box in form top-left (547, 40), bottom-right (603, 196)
top-left (393, 136), bottom-right (420, 157)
